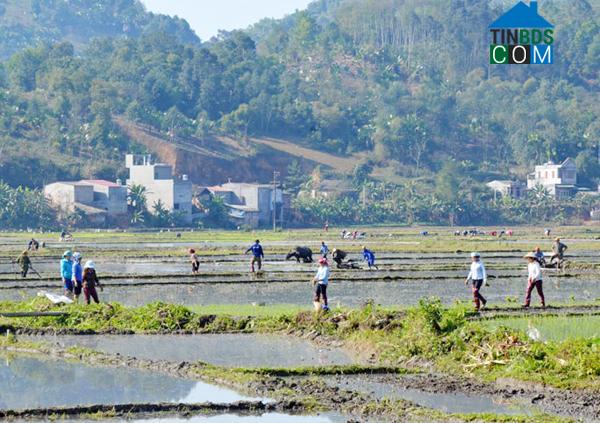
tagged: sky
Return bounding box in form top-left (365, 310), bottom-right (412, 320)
top-left (141, 0), bottom-right (313, 41)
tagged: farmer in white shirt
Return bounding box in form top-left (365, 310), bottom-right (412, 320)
top-left (312, 257), bottom-right (331, 312)
top-left (465, 252), bottom-right (487, 311)
top-left (523, 252), bottom-right (546, 308)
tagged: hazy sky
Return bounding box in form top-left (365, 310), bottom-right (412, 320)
top-left (141, 0), bottom-right (313, 41)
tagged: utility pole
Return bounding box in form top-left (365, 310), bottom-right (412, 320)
top-left (272, 171), bottom-right (280, 231)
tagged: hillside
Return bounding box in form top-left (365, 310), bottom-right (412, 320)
top-left (0, 0), bottom-right (600, 227)
top-left (0, 0), bottom-right (199, 58)
top-left (115, 117), bottom-right (359, 184)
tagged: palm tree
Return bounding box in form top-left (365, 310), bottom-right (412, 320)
top-left (128, 184), bottom-right (148, 212)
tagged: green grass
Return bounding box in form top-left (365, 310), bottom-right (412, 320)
top-left (187, 303), bottom-right (310, 317)
top-left (482, 315), bottom-right (600, 342)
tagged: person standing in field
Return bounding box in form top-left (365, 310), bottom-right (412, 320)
top-left (312, 258), bottom-right (330, 312)
top-left (523, 252), bottom-right (545, 308)
top-left (189, 249), bottom-right (200, 275)
top-left (61, 251), bottom-right (74, 298)
top-left (245, 239), bottom-right (264, 273)
top-left (320, 241), bottom-right (329, 258)
top-left (82, 261), bottom-right (102, 304)
top-left (550, 237), bottom-right (567, 265)
top-left (16, 251), bottom-right (31, 278)
top-left (71, 252), bottom-right (84, 303)
top-left (465, 252), bottom-right (487, 312)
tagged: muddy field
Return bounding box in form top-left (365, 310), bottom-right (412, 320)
top-left (1, 227), bottom-right (599, 422)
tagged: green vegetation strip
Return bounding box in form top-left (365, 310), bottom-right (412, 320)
top-left (0, 298), bottom-right (599, 391)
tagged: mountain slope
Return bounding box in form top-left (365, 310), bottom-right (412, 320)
top-left (0, 0), bottom-right (199, 58)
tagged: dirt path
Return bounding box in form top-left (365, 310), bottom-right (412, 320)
top-left (249, 136), bottom-right (359, 173)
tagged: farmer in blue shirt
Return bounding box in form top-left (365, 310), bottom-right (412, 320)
top-left (362, 246), bottom-right (378, 270)
top-left (71, 252), bottom-right (84, 302)
top-left (61, 251), bottom-right (74, 297)
top-left (245, 239), bottom-right (264, 273)
top-left (320, 241), bottom-right (329, 258)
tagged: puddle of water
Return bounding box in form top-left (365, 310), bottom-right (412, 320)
top-left (25, 334), bottom-right (354, 368)
top-left (330, 375), bottom-right (533, 416)
top-left (0, 353), bottom-right (265, 411)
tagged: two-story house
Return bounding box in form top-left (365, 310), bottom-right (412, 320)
top-left (527, 158), bottom-right (577, 200)
top-left (126, 154), bottom-right (193, 223)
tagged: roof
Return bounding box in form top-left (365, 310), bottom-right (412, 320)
top-left (319, 179), bottom-right (357, 192)
top-left (45, 181), bottom-right (93, 188)
top-left (207, 186), bottom-right (235, 193)
top-left (225, 204), bottom-right (260, 213)
top-left (221, 182), bottom-right (273, 190)
top-left (489, 1), bottom-right (554, 29)
top-left (81, 179), bottom-right (121, 188)
top-left (487, 180), bottom-right (522, 185)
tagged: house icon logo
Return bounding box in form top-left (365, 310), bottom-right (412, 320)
top-left (489, 0), bottom-right (554, 65)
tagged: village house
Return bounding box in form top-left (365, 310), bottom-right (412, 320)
top-left (486, 180), bottom-right (526, 199)
top-left (200, 182), bottom-right (286, 228)
top-left (298, 179), bottom-right (359, 201)
top-left (126, 154), bottom-right (193, 223)
top-left (527, 158), bottom-right (578, 200)
top-left (44, 179), bottom-right (128, 225)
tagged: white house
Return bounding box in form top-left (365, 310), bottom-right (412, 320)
top-left (44, 180), bottom-right (128, 225)
top-left (527, 158), bottom-right (577, 200)
top-left (486, 180), bottom-right (526, 199)
top-left (204, 182), bottom-right (285, 228)
top-left (126, 154), bottom-right (192, 223)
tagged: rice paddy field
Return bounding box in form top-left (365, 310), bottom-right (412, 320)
top-left (0, 225), bottom-right (599, 422)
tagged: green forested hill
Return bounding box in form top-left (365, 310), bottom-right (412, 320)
top-left (0, 0), bottom-right (199, 59)
top-left (0, 0), bottom-right (599, 227)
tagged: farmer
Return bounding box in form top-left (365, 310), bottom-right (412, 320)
top-left (362, 246), bottom-right (378, 270)
top-left (83, 261), bottom-right (102, 304)
top-left (320, 241), bottom-right (329, 258)
top-left (324, 222), bottom-right (329, 232)
top-left (16, 251), bottom-right (31, 278)
top-left (71, 252), bottom-right (84, 303)
top-left (61, 251), bottom-right (74, 297)
top-left (189, 248), bottom-right (200, 274)
top-left (331, 248), bottom-right (347, 268)
top-left (523, 252), bottom-right (545, 308)
top-left (245, 240), bottom-right (264, 273)
top-left (312, 257), bottom-right (330, 312)
top-left (27, 238), bottom-right (39, 251)
top-left (550, 238), bottom-right (568, 265)
top-left (465, 252), bottom-right (487, 311)
top-left (534, 246), bottom-right (545, 266)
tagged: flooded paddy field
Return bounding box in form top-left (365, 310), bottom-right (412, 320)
top-left (2, 274), bottom-right (599, 307)
top-left (23, 333), bottom-right (354, 368)
top-left (1, 227), bottom-right (600, 422)
top-left (0, 353), bottom-right (266, 411)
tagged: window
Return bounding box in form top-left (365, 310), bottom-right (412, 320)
top-left (174, 203), bottom-right (180, 210)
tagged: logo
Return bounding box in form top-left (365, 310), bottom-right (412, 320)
top-left (489, 0), bottom-right (554, 65)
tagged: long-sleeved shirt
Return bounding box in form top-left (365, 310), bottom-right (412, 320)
top-left (320, 245), bottom-right (329, 254)
top-left (17, 255), bottom-right (31, 269)
top-left (528, 261), bottom-right (542, 282)
top-left (467, 261), bottom-right (486, 281)
top-left (315, 265), bottom-right (330, 285)
top-left (60, 258), bottom-right (73, 279)
top-left (72, 262), bottom-right (83, 282)
top-left (246, 244), bottom-right (264, 258)
top-left (363, 249), bottom-right (375, 262)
